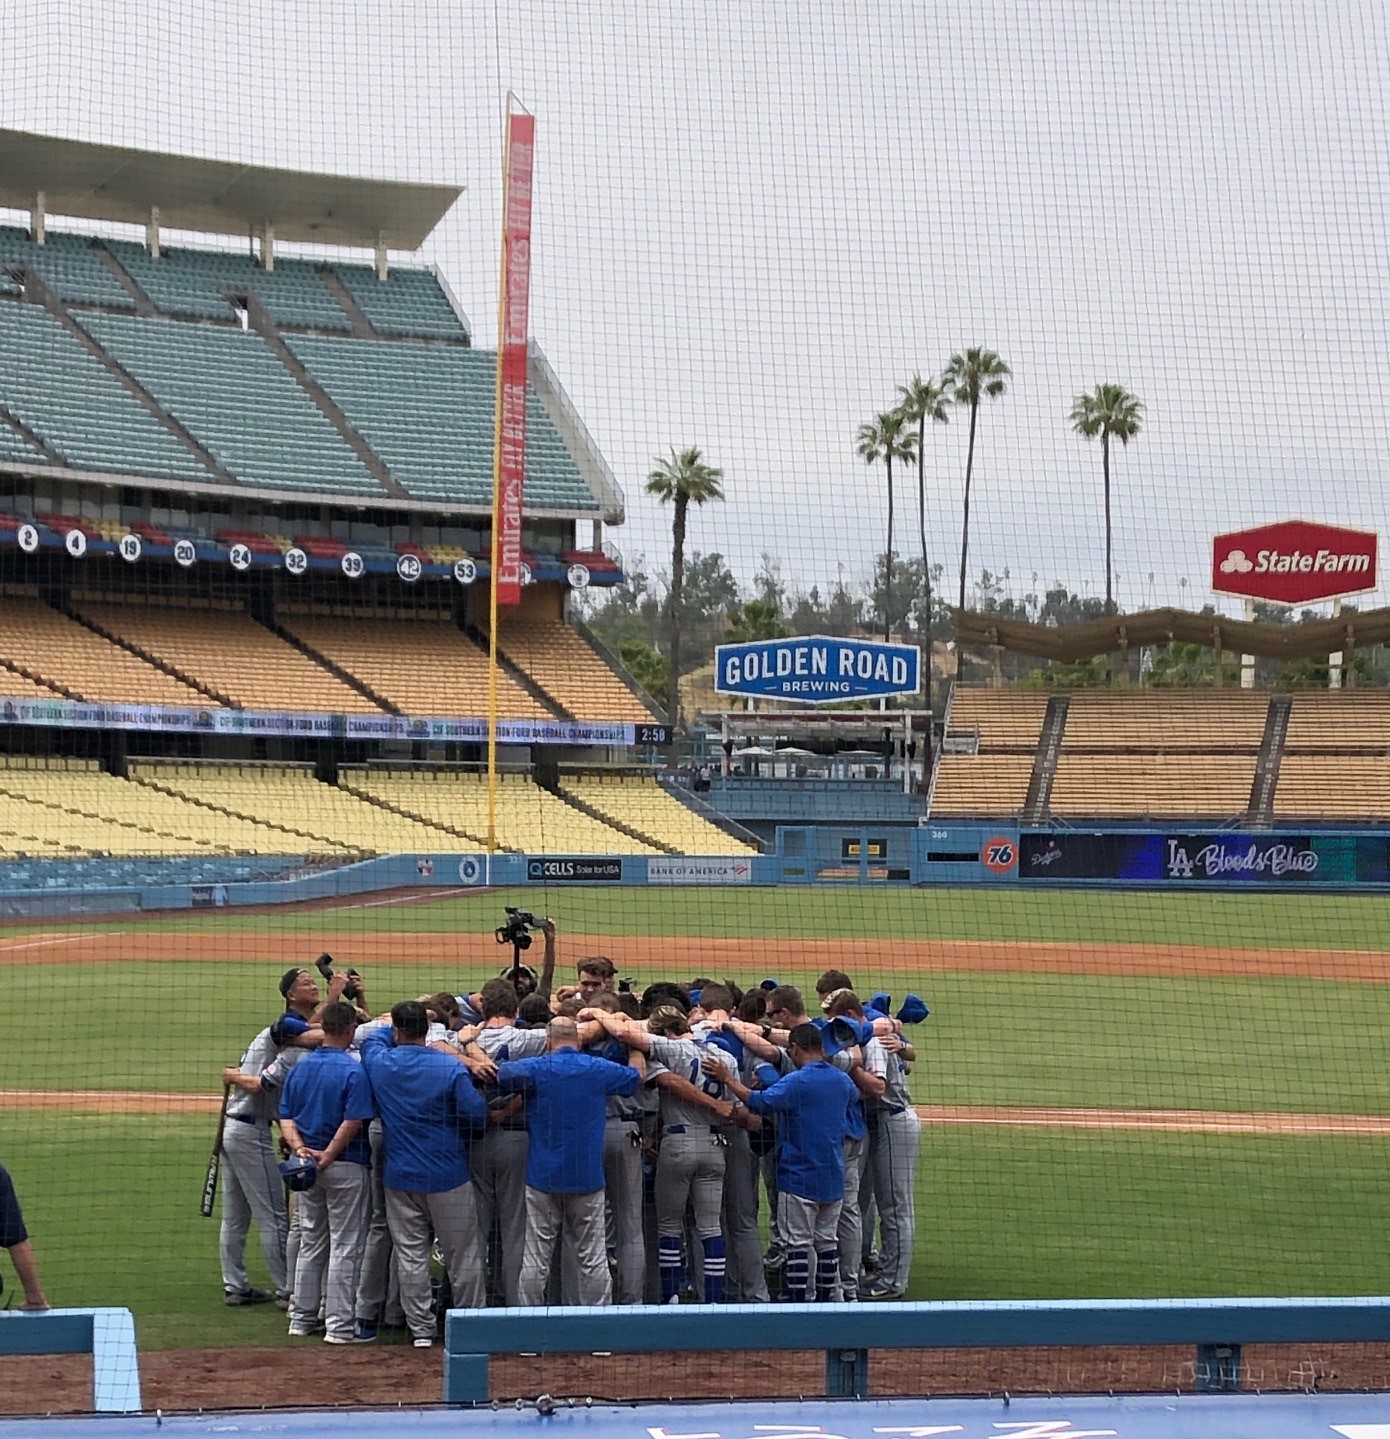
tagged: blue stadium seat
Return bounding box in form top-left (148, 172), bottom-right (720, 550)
top-left (331, 263), bottom-right (466, 339)
top-left (0, 227), bottom-right (134, 309)
top-left (104, 240), bottom-right (351, 330)
top-left (79, 313), bottom-right (384, 497)
top-left (0, 302), bottom-right (206, 480)
top-left (287, 336), bottom-right (598, 510)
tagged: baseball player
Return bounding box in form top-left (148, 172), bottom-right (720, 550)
top-left (278, 1001), bottom-right (375, 1343)
top-left (732, 1022), bottom-right (858, 1303)
top-left (495, 1016), bottom-right (643, 1306)
top-left (359, 1001), bottom-right (490, 1346)
top-left (470, 977), bottom-right (549, 1305)
top-left (588, 1005), bottom-right (734, 1304)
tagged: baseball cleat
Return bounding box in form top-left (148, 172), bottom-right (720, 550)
top-left (223, 1287), bottom-right (273, 1307)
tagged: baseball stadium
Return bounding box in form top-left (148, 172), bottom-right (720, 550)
top-left (3, 6), bottom-right (1390, 1439)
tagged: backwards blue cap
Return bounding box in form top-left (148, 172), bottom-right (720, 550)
top-left (896, 993), bottom-right (930, 1025)
top-left (823, 1014), bottom-right (875, 1058)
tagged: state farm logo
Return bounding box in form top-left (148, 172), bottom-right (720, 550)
top-left (1212, 520), bottom-right (1377, 606)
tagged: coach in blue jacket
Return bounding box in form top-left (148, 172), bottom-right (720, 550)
top-left (360, 1001), bottom-right (489, 1345)
top-left (496, 1015), bottom-right (643, 1306)
top-left (743, 1022), bottom-right (858, 1303)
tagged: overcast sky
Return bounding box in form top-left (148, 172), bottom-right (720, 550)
top-left (6, 0), bottom-right (1389, 614)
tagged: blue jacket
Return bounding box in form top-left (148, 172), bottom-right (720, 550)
top-left (359, 1029), bottom-right (488, 1191)
top-left (278, 1047), bottom-right (374, 1165)
top-left (746, 1060), bottom-right (858, 1202)
top-left (496, 1048), bottom-right (640, 1194)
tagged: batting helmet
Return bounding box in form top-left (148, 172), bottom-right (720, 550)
top-left (278, 1155), bottom-right (318, 1192)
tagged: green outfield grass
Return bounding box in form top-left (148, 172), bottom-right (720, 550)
top-left (6, 1114), bottom-right (1388, 1351)
top-left (10, 883), bottom-right (1390, 948)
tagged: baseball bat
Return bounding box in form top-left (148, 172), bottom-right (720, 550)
top-left (200, 1083), bottom-right (232, 1217)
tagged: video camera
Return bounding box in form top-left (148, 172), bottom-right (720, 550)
top-left (495, 907), bottom-right (541, 951)
top-left (313, 951), bottom-right (361, 1003)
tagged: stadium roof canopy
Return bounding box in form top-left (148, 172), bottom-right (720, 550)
top-left (952, 605), bottom-right (1390, 661)
top-left (0, 128), bottom-right (461, 249)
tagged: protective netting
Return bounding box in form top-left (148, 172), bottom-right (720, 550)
top-left (2, 0), bottom-right (1390, 1418)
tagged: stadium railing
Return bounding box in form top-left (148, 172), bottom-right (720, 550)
top-left (0, 1308), bottom-right (141, 1412)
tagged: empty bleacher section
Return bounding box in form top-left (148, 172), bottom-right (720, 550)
top-left (496, 617), bottom-right (656, 722)
top-left (78, 313), bottom-right (383, 497)
top-left (1283, 693), bottom-right (1390, 752)
top-left (345, 768), bottom-right (656, 855)
top-left (929, 756), bottom-right (1035, 819)
top-left (559, 775), bottom-right (755, 854)
top-left (0, 303), bottom-right (206, 480)
top-left (280, 613), bottom-right (553, 718)
top-left (130, 762), bottom-right (459, 855)
top-left (332, 263), bottom-right (465, 339)
top-left (0, 422), bottom-right (43, 461)
top-left (1273, 694), bottom-right (1390, 821)
top-left (70, 600), bottom-right (385, 714)
top-left (104, 242), bottom-right (349, 329)
top-left (945, 690), bottom-right (1050, 750)
top-left (0, 228), bottom-right (133, 308)
top-left (1049, 754), bottom-right (1256, 820)
top-left (1062, 690), bottom-right (1269, 751)
top-left (0, 595), bottom-right (207, 705)
top-left (0, 758), bottom-right (301, 857)
top-left (287, 336), bottom-right (596, 509)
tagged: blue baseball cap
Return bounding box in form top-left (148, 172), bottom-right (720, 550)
top-left (868, 991), bottom-right (892, 1017)
top-left (823, 1015), bottom-right (875, 1058)
top-left (753, 1061), bottom-right (780, 1089)
top-left (896, 994), bottom-right (930, 1025)
top-left (759, 977), bottom-right (780, 991)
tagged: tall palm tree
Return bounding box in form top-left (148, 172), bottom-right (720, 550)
top-left (896, 373), bottom-right (951, 651)
top-left (943, 348), bottom-right (1011, 615)
top-left (856, 410), bottom-right (919, 641)
top-left (645, 445), bottom-right (725, 743)
top-left (1068, 382), bottom-right (1144, 614)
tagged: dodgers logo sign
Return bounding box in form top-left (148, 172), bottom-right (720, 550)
top-left (714, 635), bottom-right (920, 704)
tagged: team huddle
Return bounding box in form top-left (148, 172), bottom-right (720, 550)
top-left (216, 923), bottom-right (925, 1346)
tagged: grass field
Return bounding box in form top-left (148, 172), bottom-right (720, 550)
top-left (3, 882), bottom-right (1388, 1348)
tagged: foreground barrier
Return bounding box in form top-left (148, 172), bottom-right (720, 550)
top-left (443, 1297), bottom-right (1390, 1404)
top-left (0, 1308), bottom-right (141, 1412)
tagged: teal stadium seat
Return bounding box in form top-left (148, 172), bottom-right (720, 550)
top-left (104, 241), bottom-right (351, 331)
top-left (79, 313), bottom-right (384, 497)
top-left (287, 337), bottom-right (598, 509)
top-left (0, 421), bottom-right (42, 463)
top-left (0, 303), bottom-right (206, 480)
top-left (331, 264), bottom-right (467, 340)
top-left (0, 228), bottom-right (134, 309)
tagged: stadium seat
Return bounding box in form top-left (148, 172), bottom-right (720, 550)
top-left (1275, 755), bottom-right (1390, 819)
top-left (1049, 754), bottom-right (1255, 819)
top-left (0, 596), bottom-right (211, 706)
top-left (944, 691), bottom-right (1051, 751)
top-left (72, 603), bottom-right (387, 714)
top-left (929, 755), bottom-right (1034, 818)
top-left (0, 227), bottom-right (135, 309)
top-left (280, 614), bottom-right (555, 719)
top-left (1283, 693), bottom-right (1390, 751)
top-left (78, 313), bottom-right (384, 497)
top-left (286, 335), bottom-right (598, 510)
top-left (329, 263), bottom-right (467, 340)
top-left (496, 618), bottom-right (658, 723)
top-left (558, 775), bottom-right (755, 854)
top-left (1063, 690), bottom-right (1268, 751)
top-left (0, 302), bottom-right (207, 481)
top-left (344, 768), bottom-right (656, 855)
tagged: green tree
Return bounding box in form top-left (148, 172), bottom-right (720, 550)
top-left (855, 410), bottom-right (919, 642)
top-left (645, 446), bottom-right (725, 739)
top-left (726, 600), bottom-right (789, 644)
top-left (676, 551), bottom-right (740, 668)
top-left (943, 348), bottom-right (1011, 617)
top-left (1068, 382), bottom-right (1144, 614)
top-left (617, 638), bottom-right (668, 697)
top-left (897, 373), bottom-right (951, 657)
top-left (869, 552), bottom-right (924, 641)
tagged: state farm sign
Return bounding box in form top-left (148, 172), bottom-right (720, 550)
top-left (1211, 519), bottom-right (1378, 605)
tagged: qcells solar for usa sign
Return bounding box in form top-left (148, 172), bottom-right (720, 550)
top-left (1212, 519), bottom-right (1378, 606)
top-left (714, 635), bottom-right (920, 704)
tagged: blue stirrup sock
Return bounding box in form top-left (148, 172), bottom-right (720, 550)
top-left (815, 1246), bottom-right (841, 1303)
top-left (658, 1236), bottom-right (683, 1303)
top-left (785, 1248), bottom-right (810, 1303)
top-left (701, 1235), bottom-right (726, 1305)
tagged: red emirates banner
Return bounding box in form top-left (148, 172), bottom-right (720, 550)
top-left (493, 111), bottom-right (535, 606)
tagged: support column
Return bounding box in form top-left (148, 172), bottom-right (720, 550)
top-left (261, 223), bottom-right (276, 271)
top-left (31, 191), bottom-right (45, 244)
top-left (147, 205), bottom-right (161, 258)
top-left (1329, 598), bottom-right (1343, 689)
top-left (375, 234), bottom-right (389, 281)
top-left (1240, 597), bottom-right (1255, 689)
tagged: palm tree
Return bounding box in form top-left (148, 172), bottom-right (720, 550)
top-left (1069, 383), bottom-right (1144, 614)
top-left (645, 445), bottom-right (725, 743)
top-left (896, 373), bottom-right (951, 653)
top-left (943, 348), bottom-right (1011, 615)
top-left (856, 410), bottom-right (919, 641)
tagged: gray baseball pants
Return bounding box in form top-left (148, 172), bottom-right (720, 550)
top-left (385, 1181), bottom-right (486, 1339)
top-left (837, 1135), bottom-right (867, 1299)
top-left (518, 1187), bottom-right (611, 1306)
top-left (869, 1107), bottom-right (921, 1293)
top-left (603, 1118), bottom-right (646, 1304)
top-left (355, 1119), bottom-right (404, 1326)
top-left (722, 1126), bottom-right (769, 1302)
top-left (219, 1118), bottom-right (289, 1299)
top-left (656, 1131), bottom-right (725, 1239)
top-left (471, 1127), bottom-right (529, 1305)
top-left (289, 1161), bottom-right (370, 1340)
top-left (779, 1190), bottom-right (842, 1302)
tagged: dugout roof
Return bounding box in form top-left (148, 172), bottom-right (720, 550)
top-left (952, 605), bottom-right (1390, 660)
top-left (0, 129), bottom-right (461, 250)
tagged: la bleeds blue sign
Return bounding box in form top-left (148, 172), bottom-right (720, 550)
top-left (714, 635), bottom-right (920, 704)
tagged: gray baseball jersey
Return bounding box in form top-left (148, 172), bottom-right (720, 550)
top-left (646, 1034), bottom-right (731, 1128)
